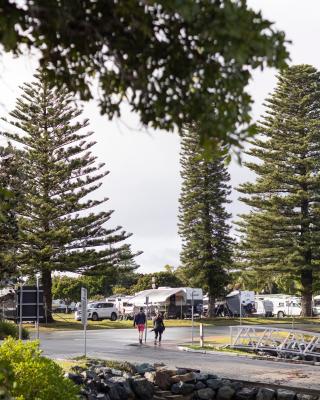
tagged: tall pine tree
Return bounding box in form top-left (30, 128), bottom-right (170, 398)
top-left (178, 127), bottom-right (233, 317)
top-left (237, 65), bottom-right (320, 317)
top-left (0, 146), bottom-right (21, 281)
top-left (2, 73), bottom-right (139, 321)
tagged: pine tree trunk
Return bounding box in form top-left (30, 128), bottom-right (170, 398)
top-left (207, 295), bottom-right (215, 318)
top-left (42, 269), bottom-right (54, 322)
top-left (301, 269), bottom-right (313, 317)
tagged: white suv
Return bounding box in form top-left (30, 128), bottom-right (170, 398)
top-left (75, 302), bottom-right (118, 321)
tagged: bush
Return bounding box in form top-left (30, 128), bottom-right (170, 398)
top-left (0, 338), bottom-right (79, 400)
top-left (0, 360), bottom-right (14, 399)
top-left (0, 321), bottom-right (29, 340)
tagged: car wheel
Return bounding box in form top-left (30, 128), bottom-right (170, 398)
top-left (277, 311), bottom-right (285, 318)
top-left (92, 312), bottom-right (99, 321)
top-left (110, 312), bottom-right (117, 321)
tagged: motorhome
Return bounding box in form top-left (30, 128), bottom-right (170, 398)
top-left (256, 294), bottom-right (301, 317)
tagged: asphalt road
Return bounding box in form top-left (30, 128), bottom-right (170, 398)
top-left (33, 326), bottom-right (320, 391)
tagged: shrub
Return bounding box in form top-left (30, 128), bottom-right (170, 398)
top-left (0, 338), bottom-right (78, 400)
top-left (0, 321), bottom-right (29, 340)
top-left (0, 360), bottom-right (14, 399)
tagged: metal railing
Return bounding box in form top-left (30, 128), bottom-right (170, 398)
top-left (230, 325), bottom-right (320, 358)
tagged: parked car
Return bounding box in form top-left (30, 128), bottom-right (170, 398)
top-left (52, 299), bottom-right (77, 313)
top-left (75, 301), bottom-right (118, 321)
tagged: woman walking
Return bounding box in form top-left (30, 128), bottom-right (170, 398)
top-left (153, 312), bottom-right (165, 345)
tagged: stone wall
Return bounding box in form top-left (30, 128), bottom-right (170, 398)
top-left (66, 360), bottom-right (319, 400)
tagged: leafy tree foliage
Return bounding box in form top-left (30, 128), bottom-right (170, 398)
top-left (178, 127), bottom-right (233, 316)
top-left (130, 271), bottom-right (185, 294)
top-left (1, 73), bottom-right (139, 321)
top-left (237, 65), bottom-right (320, 316)
top-left (0, 1), bottom-right (289, 149)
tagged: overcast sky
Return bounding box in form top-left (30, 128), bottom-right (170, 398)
top-left (0, 1), bottom-right (318, 272)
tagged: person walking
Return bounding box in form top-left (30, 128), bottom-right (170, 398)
top-left (133, 307), bottom-right (146, 344)
top-left (153, 312), bottom-right (165, 345)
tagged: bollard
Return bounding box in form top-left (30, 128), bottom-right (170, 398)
top-left (200, 323), bottom-right (204, 347)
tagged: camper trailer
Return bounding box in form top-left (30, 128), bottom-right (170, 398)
top-left (128, 287), bottom-right (203, 319)
top-left (254, 298), bottom-right (273, 317)
top-left (226, 290), bottom-right (255, 317)
top-left (313, 295), bottom-right (320, 316)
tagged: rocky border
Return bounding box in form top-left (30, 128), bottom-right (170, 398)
top-left (65, 360), bottom-right (320, 400)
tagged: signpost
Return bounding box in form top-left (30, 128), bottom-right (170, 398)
top-left (239, 290), bottom-right (242, 326)
top-left (81, 287), bottom-right (88, 357)
top-left (19, 284), bottom-right (23, 340)
top-left (36, 274), bottom-right (40, 340)
top-left (145, 296), bottom-right (149, 343)
top-left (191, 291), bottom-right (194, 344)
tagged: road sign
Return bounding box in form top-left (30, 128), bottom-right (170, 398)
top-left (81, 287), bottom-right (87, 325)
top-left (81, 287), bottom-right (88, 357)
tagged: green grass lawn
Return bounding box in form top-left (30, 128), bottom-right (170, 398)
top-left (23, 313), bottom-right (320, 333)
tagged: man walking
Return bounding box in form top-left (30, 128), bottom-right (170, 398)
top-left (133, 307), bottom-right (146, 344)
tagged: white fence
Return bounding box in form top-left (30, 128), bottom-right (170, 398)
top-left (229, 325), bottom-right (320, 358)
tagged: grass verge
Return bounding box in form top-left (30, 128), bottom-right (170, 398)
top-left (24, 314), bottom-right (320, 333)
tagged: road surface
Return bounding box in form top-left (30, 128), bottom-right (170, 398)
top-left (32, 326), bottom-right (320, 391)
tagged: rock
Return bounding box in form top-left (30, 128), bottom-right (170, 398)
top-left (96, 394), bottom-right (110, 400)
top-left (171, 382), bottom-right (195, 395)
top-left (197, 387), bottom-right (215, 400)
top-left (277, 389), bottom-right (296, 400)
top-left (256, 388), bottom-right (275, 400)
top-left (66, 372), bottom-right (83, 385)
top-left (171, 372), bottom-right (196, 383)
top-left (108, 377), bottom-right (127, 384)
top-left (208, 374), bottom-right (219, 380)
top-left (207, 379), bottom-right (223, 390)
top-left (195, 381), bottom-right (207, 390)
top-left (145, 371), bottom-right (156, 383)
top-left (154, 369), bottom-right (173, 390)
top-left (154, 362), bottom-right (165, 369)
top-left (109, 383), bottom-right (127, 400)
top-left (131, 377), bottom-right (155, 400)
top-left (296, 395), bottom-right (318, 400)
top-left (135, 363), bottom-right (155, 374)
top-left (175, 368), bottom-right (189, 375)
top-left (84, 370), bottom-right (99, 380)
top-left (230, 382), bottom-right (243, 391)
top-left (217, 385), bottom-right (236, 400)
top-left (236, 387), bottom-right (257, 400)
top-left (195, 373), bottom-right (209, 381)
top-left (111, 369), bottom-right (123, 377)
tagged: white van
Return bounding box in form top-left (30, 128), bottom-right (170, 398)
top-left (256, 294), bottom-right (301, 318)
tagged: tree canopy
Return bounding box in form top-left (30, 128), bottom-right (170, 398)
top-left (1, 73), bottom-right (140, 320)
top-left (237, 65), bottom-right (320, 316)
top-left (0, 0), bottom-right (289, 150)
top-left (178, 127), bottom-right (233, 316)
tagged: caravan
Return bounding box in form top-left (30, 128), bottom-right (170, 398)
top-left (255, 294), bottom-right (301, 318)
top-left (128, 287), bottom-right (203, 319)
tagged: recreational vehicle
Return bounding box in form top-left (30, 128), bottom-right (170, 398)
top-left (256, 294), bottom-right (301, 318)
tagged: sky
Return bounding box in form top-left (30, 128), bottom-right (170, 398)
top-left (0, 1), bottom-right (319, 273)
